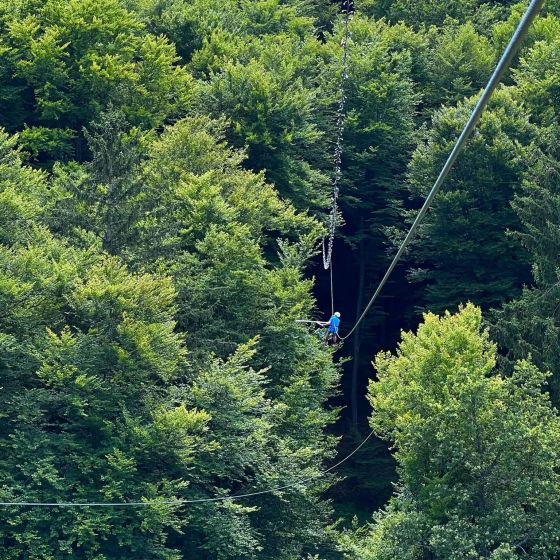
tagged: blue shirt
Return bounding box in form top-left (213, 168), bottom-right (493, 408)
top-left (328, 315), bottom-right (340, 334)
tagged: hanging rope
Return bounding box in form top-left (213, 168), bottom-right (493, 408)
top-left (322, 0), bottom-right (353, 270)
top-left (330, 254), bottom-right (335, 316)
top-left (0, 0), bottom-right (545, 509)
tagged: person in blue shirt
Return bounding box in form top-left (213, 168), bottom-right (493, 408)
top-left (322, 311), bottom-right (341, 345)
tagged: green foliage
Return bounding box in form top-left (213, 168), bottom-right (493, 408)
top-left (193, 30), bottom-right (327, 209)
top-left (0, 0), bottom-right (192, 159)
top-left (50, 109), bottom-right (148, 255)
top-left (491, 4), bottom-right (560, 64)
top-left (148, 1), bottom-right (330, 211)
top-left (361, 0), bottom-right (479, 27)
top-left (513, 25), bottom-right (560, 125)
top-left (397, 88), bottom-right (534, 313)
top-left (490, 127), bottom-right (560, 405)
top-left (427, 21), bottom-right (495, 107)
top-left (343, 305), bottom-right (560, 559)
top-left (0, 240), bottom-right (207, 559)
top-left (2, 0), bottom-right (560, 556)
top-left (0, 107), bottom-right (340, 556)
top-left (131, 114), bottom-right (320, 263)
top-left (334, 14), bottom-right (419, 238)
top-left (0, 129), bottom-right (51, 244)
top-left (130, 0), bottom-right (321, 62)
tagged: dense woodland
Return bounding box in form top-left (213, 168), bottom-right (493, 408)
top-left (1, 0), bottom-right (560, 558)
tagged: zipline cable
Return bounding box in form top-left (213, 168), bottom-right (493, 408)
top-left (341, 0), bottom-right (545, 341)
top-left (0, 0), bottom-right (545, 508)
top-left (322, 0), bottom-right (353, 271)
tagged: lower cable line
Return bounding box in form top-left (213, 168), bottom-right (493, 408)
top-left (0, 0), bottom-right (545, 508)
top-left (0, 431), bottom-right (377, 508)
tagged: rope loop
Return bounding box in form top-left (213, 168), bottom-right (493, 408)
top-left (323, 0), bottom-right (353, 270)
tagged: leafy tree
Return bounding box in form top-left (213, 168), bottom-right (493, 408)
top-left (129, 0), bottom-right (241, 62)
top-left (43, 115), bottom-right (342, 557)
top-left (0, 235), bottom-right (209, 558)
top-left (396, 88), bottom-right (534, 314)
top-left (0, 0), bottom-right (192, 161)
top-left (193, 30), bottom-right (328, 209)
top-left (426, 21), bottom-right (495, 108)
top-left (512, 21), bottom-right (560, 126)
top-left (129, 119), bottom-right (340, 557)
top-left (342, 304), bottom-right (560, 559)
top-left (130, 116), bottom-right (341, 558)
top-left (156, 0), bottom-right (331, 213)
top-left (491, 4), bottom-right (560, 69)
top-left (0, 129), bottom-right (52, 245)
top-left (360, 0), bottom-right (479, 28)
top-left (129, 0), bottom-right (323, 62)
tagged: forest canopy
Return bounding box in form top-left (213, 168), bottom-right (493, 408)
top-left (1, 0), bottom-right (560, 559)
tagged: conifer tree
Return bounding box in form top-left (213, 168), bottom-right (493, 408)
top-left (491, 127), bottom-right (560, 405)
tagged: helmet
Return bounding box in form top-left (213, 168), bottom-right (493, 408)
top-left (334, 312), bottom-right (341, 317)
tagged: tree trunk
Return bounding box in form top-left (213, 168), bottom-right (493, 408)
top-left (351, 230), bottom-right (365, 431)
